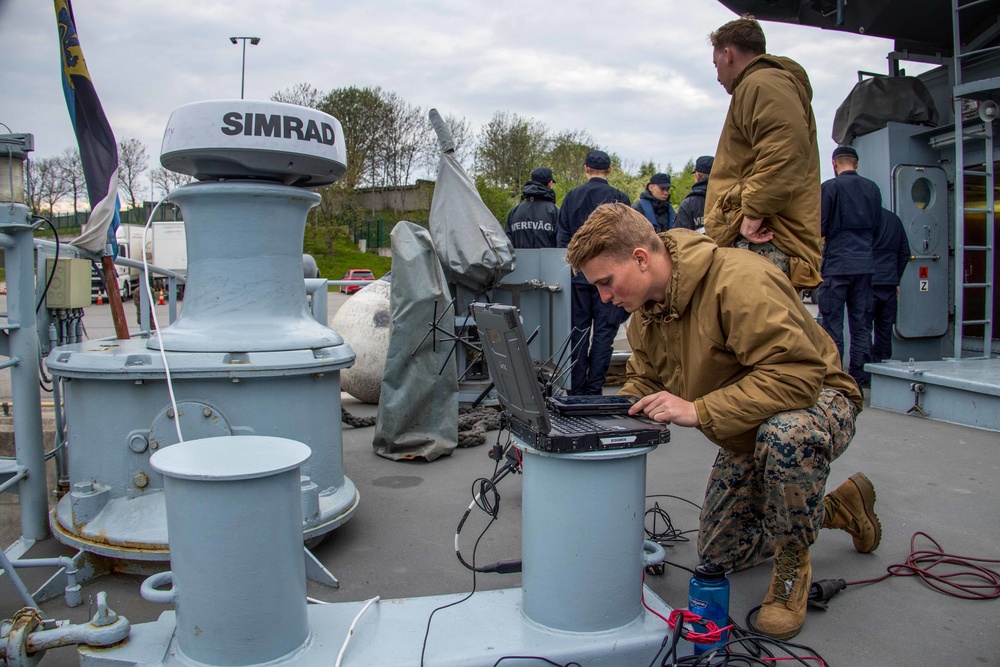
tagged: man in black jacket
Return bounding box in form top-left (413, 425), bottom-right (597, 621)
top-left (818, 145), bottom-right (883, 388)
top-left (556, 150), bottom-right (631, 394)
top-left (505, 167), bottom-right (559, 248)
top-left (633, 172), bottom-right (675, 231)
top-left (870, 208), bottom-right (911, 362)
top-left (674, 155), bottom-right (714, 231)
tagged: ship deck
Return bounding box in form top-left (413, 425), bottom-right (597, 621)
top-left (2, 294), bottom-right (999, 666)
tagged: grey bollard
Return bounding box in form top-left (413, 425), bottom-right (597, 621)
top-left (518, 445), bottom-right (654, 632)
top-left (147, 436), bottom-right (311, 666)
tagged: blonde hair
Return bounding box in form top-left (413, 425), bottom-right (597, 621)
top-left (565, 203), bottom-right (662, 271)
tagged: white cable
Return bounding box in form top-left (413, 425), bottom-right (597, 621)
top-left (306, 596), bottom-right (331, 605)
top-left (334, 595), bottom-right (380, 667)
top-left (140, 202), bottom-right (183, 443)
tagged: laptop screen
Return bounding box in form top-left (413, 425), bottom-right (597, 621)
top-left (471, 302), bottom-right (552, 434)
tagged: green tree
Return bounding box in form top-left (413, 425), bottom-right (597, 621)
top-left (474, 111), bottom-right (549, 195)
top-left (544, 130), bottom-right (596, 202)
top-left (318, 86), bottom-right (392, 190)
top-left (475, 176), bottom-right (517, 224)
top-left (670, 159), bottom-right (697, 204)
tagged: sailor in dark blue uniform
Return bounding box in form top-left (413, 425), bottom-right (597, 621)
top-left (870, 208), bottom-right (911, 362)
top-left (818, 145), bottom-right (883, 388)
top-left (556, 150), bottom-right (631, 395)
top-left (633, 172), bottom-right (675, 232)
top-left (505, 167), bottom-right (559, 248)
top-left (674, 155), bottom-right (714, 231)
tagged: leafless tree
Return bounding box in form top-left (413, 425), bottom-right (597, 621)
top-left (27, 157), bottom-right (71, 215)
top-left (271, 82), bottom-right (324, 109)
top-left (378, 91), bottom-right (426, 189)
top-left (149, 167), bottom-right (194, 199)
top-left (421, 112), bottom-right (473, 176)
top-left (117, 137), bottom-right (149, 210)
top-left (58, 148), bottom-right (86, 217)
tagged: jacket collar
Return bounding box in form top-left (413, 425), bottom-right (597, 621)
top-left (732, 54), bottom-right (814, 101)
top-left (638, 231), bottom-right (718, 325)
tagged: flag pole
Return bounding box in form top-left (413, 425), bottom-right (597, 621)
top-left (56, 0), bottom-right (131, 340)
top-left (101, 254), bottom-right (130, 340)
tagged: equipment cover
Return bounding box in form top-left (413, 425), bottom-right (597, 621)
top-left (427, 110), bottom-right (515, 292)
top-left (833, 76), bottom-right (938, 145)
top-left (373, 222), bottom-right (458, 461)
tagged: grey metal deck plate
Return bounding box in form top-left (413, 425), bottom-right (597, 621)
top-left (868, 358), bottom-right (1000, 431)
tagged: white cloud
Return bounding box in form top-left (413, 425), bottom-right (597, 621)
top-left (0, 0), bottom-right (941, 186)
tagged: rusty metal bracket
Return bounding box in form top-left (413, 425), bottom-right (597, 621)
top-left (906, 382), bottom-right (930, 417)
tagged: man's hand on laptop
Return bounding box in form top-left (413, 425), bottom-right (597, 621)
top-left (629, 391), bottom-right (698, 427)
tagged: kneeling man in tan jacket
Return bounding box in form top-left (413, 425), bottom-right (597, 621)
top-left (566, 203), bottom-right (880, 641)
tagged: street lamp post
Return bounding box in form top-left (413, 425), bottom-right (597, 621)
top-left (229, 36), bottom-right (261, 99)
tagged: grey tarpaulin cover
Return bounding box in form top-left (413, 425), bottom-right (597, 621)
top-left (833, 76), bottom-right (938, 145)
top-left (373, 221), bottom-right (458, 461)
top-left (428, 108), bottom-right (515, 292)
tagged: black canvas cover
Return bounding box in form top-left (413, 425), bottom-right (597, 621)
top-left (833, 76), bottom-right (938, 145)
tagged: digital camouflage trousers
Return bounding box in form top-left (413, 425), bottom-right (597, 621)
top-left (697, 388), bottom-right (857, 571)
top-left (735, 237), bottom-right (791, 281)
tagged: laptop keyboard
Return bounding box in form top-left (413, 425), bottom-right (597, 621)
top-left (548, 412), bottom-right (606, 433)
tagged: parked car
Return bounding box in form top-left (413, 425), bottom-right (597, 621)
top-left (340, 269), bottom-right (375, 294)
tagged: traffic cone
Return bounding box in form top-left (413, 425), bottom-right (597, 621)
top-left (158, 290), bottom-right (165, 306)
top-left (96, 292), bottom-right (103, 305)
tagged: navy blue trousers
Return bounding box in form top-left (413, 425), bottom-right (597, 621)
top-left (870, 284), bottom-right (898, 362)
top-left (570, 283), bottom-right (624, 395)
top-left (818, 274), bottom-right (873, 387)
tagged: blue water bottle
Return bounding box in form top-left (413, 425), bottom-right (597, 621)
top-left (687, 563), bottom-right (730, 655)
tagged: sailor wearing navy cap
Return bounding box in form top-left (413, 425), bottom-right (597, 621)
top-left (556, 149), bottom-right (632, 395)
top-left (634, 172), bottom-right (676, 232)
top-left (818, 144), bottom-right (883, 389)
top-left (675, 156), bottom-right (715, 232)
top-left (505, 166), bottom-right (559, 248)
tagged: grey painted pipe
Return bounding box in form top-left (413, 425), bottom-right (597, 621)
top-left (0, 539), bottom-right (37, 608)
top-left (9, 555), bottom-right (81, 607)
top-left (0, 465), bottom-right (27, 495)
top-left (0, 213), bottom-right (50, 541)
top-left (305, 278), bottom-right (328, 325)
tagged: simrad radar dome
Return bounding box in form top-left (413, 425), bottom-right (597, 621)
top-left (160, 100), bottom-right (347, 187)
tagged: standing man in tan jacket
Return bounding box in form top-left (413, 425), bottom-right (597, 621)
top-left (566, 204), bottom-right (880, 641)
top-left (704, 15), bottom-right (823, 290)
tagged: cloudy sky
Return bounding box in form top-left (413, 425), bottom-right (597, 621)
top-left (0, 0), bottom-right (933, 186)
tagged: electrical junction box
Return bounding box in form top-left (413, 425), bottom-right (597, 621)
top-left (45, 258), bottom-right (92, 308)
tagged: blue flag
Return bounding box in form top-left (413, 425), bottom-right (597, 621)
top-left (56, 0), bottom-right (121, 255)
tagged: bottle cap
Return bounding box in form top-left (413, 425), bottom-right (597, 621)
top-left (695, 563), bottom-right (727, 580)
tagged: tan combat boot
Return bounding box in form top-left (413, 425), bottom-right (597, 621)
top-left (822, 472), bottom-right (882, 553)
top-left (756, 546), bottom-right (811, 640)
